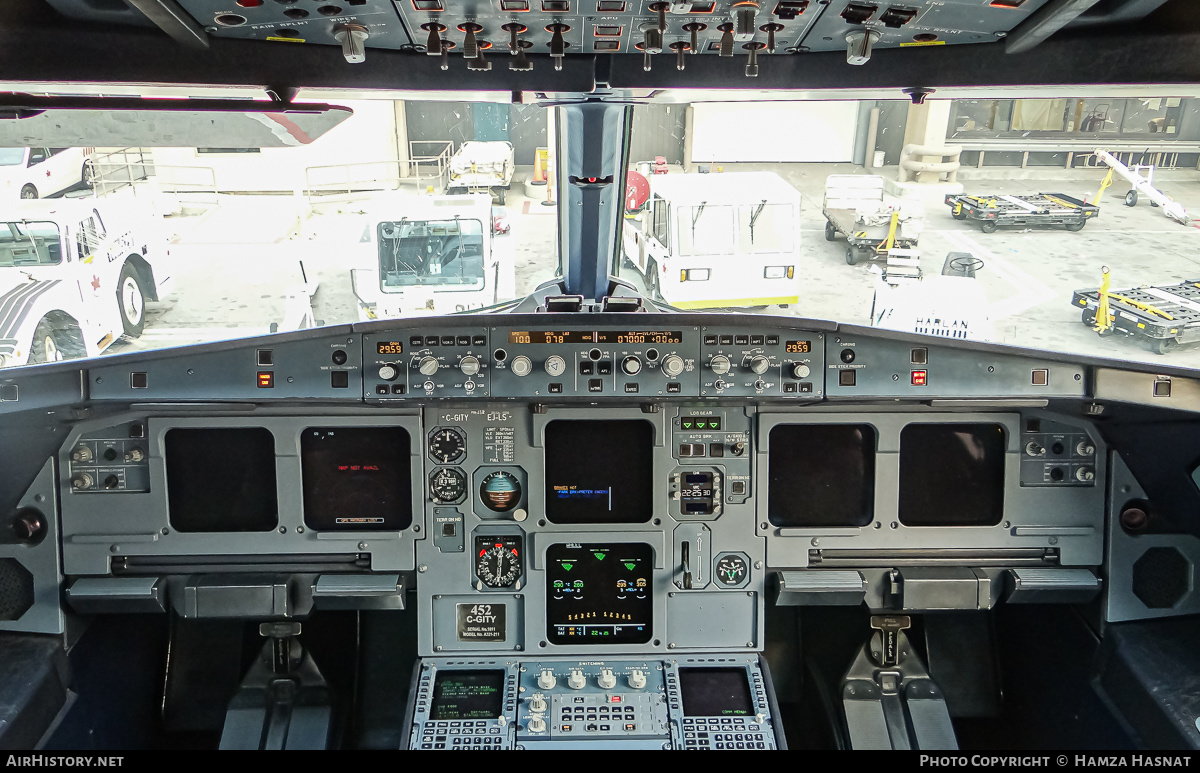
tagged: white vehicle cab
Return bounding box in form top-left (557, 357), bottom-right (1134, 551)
top-left (351, 194), bottom-right (498, 321)
top-left (0, 199), bottom-right (172, 366)
top-left (622, 171), bottom-right (803, 309)
top-left (0, 147), bottom-right (95, 200)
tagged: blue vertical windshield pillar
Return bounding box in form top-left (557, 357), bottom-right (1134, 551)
top-left (556, 101), bottom-right (633, 302)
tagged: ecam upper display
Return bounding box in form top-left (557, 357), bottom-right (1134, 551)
top-left (543, 420), bottom-right (655, 524)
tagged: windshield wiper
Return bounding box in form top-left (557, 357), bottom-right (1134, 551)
top-left (748, 200), bottom-right (766, 244)
top-left (691, 202), bottom-right (707, 241)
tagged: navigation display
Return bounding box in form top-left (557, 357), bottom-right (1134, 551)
top-left (300, 427), bottom-right (412, 531)
top-left (429, 670), bottom-right (505, 721)
top-left (546, 543), bottom-right (652, 645)
top-left (166, 428), bottom-right (278, 533)
top-left (768, 424), bottom-right (876, 528)
top-left (898, 423), bottom-right (1006, 526)
top-left (544, 420), bottom-right (654, 524)
top-left (679, 668), bottom-right (755, 717)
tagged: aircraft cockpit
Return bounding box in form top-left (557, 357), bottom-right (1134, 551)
top-left (0, 0), bottom-right (1199, 753)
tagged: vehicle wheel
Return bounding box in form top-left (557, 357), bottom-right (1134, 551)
top-left (1154, 338), bottom-right (1177, 355)
top-left (1065, 220), bottom-right (1086, 232)
top-left (980, 221), bottom-right (998, 234)
top-left (117, 262), bottom-right (147, 337)
top-left (845, 246), bottom-right (858, 265)
top-left (644, 259), bottom-right (662, 301)
top-left (824, 221), bottom-right (837, 241)
top-left (82, 159), bottom-right (96, 187)
top-left (1125, 189), bottom-right (1138, 207)
top-left (29, 317), bottom-right (85, 364)
top-left (952, 209), bottom-right (968, 221)
top-left (20, 184), bottom-right (37, 200)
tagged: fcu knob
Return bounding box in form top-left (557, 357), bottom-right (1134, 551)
top-left (528, 716), bottom-right (547, 733)
top-left (629, 669), bottom-right (647, 689)
top-left (537, 669), bottom-right (557, 690)
top-left (545, 355), bottom-right (567, 377)
top-left (661, 353), bottom-right (685, 378)
top-left (459, 355), bottom-right (481, 376)
top-left (749, 355), bottom-right (770, 375)
top-left (598, 668), bottom-right (617, 690)
top-left (567, 669), bottom-right (586, 690)
top-left (530, 694), bottom-right (547, 713)
top-left (511, 355), bottom-right (533, 377)
top-left (710, 355), bottom-right (731, 375)
top-left (378, 364), bottom-right (398, 381)
top-left (791, 363), bottom-right (811, 379)
top-left (622, 356), bottom-right (642, 376)
top-left (418, 357), bottom-right (439, 376)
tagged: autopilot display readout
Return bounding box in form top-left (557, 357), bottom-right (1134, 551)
top-left (546, 543), bottom-right (652, 645)
top-left (507, 330), bottom-right (683, 345)
top-left (429, 670), bottom-right (505, 721)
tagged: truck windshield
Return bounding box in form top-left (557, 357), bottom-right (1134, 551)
top-left (676, 205), bottom-right (734, 257)
top-left (0, 148), bottom-right (24, 167)
top-left (738, 203), bottom-right (796, 254)
top-left (377, 218), bottom-right (485, 291)
top-left (0, 221), bottom-right (61, 267)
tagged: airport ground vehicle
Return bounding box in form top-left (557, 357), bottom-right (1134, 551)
top-left (446, 141), bottom-right (515, 204)
top-left (945, 192), bottom-right (1099, 233)
top-left (0, 200), bottom-right (171, 366)
top-left (350, 194), bottom-right (500, 320)
top-left (1074, 274), bottom-right (1200, 354)
top-left (1, 0), bottom-right (1199, 756)
top-left (822, 174), bottom-right (921, 265)
top-left (0, 147), bottom-right (94, 200)
top-left (622, 172), bottom-right (802, 308)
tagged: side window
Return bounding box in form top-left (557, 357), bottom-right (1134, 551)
top-left (652, 197), bottom-right (670, 249)
top-left (48, 148), bottom-right (68, 157)
top-left (27, 148), bottom-right (48, 166)
top-left (76, 217), bottom-right (101, 260)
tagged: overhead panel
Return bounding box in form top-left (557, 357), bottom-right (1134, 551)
top-left (113, 0), bottom-right (1054, 65)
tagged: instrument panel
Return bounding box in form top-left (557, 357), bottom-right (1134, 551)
top-left (0, 312), bottom-right (1121, 750)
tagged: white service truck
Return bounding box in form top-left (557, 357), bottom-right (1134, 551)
top-left (0, 200), bottom-right (173, 367)
top-left (0, 147), bottom-right (95, 200)
top-left (351, 194), bottom-right (501, 320)
top-left (622, 171), bottom-right (803, 309)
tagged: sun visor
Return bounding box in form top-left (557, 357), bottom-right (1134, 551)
top-left (0, 96), bottom-right (353, 147)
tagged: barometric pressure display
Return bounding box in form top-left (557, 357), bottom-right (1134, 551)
top-left (785, 340), bottom-right (811, 353)
top-left (475, 535), bottom-right (522, 588)
top-left (546, 543), bottom-right (652, 645)
top-left (429, 427), bottom-right (466, 464)
top-left (377, 341), bottom-right (404, 355)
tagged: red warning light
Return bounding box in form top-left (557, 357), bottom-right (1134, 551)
top-left (257, 371), bottom-right (274, 388)
top-left (911, 370), bottom-right (927, 386)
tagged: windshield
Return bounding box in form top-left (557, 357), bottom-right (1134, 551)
top-left (378, 218), bottom-right (486, 291)
top-left (0, 148), bottom-right (24, 167)
top-left (0, 221), bottom-right (61, 267)
top-left (1, 94), bottom-right (1199, 372)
